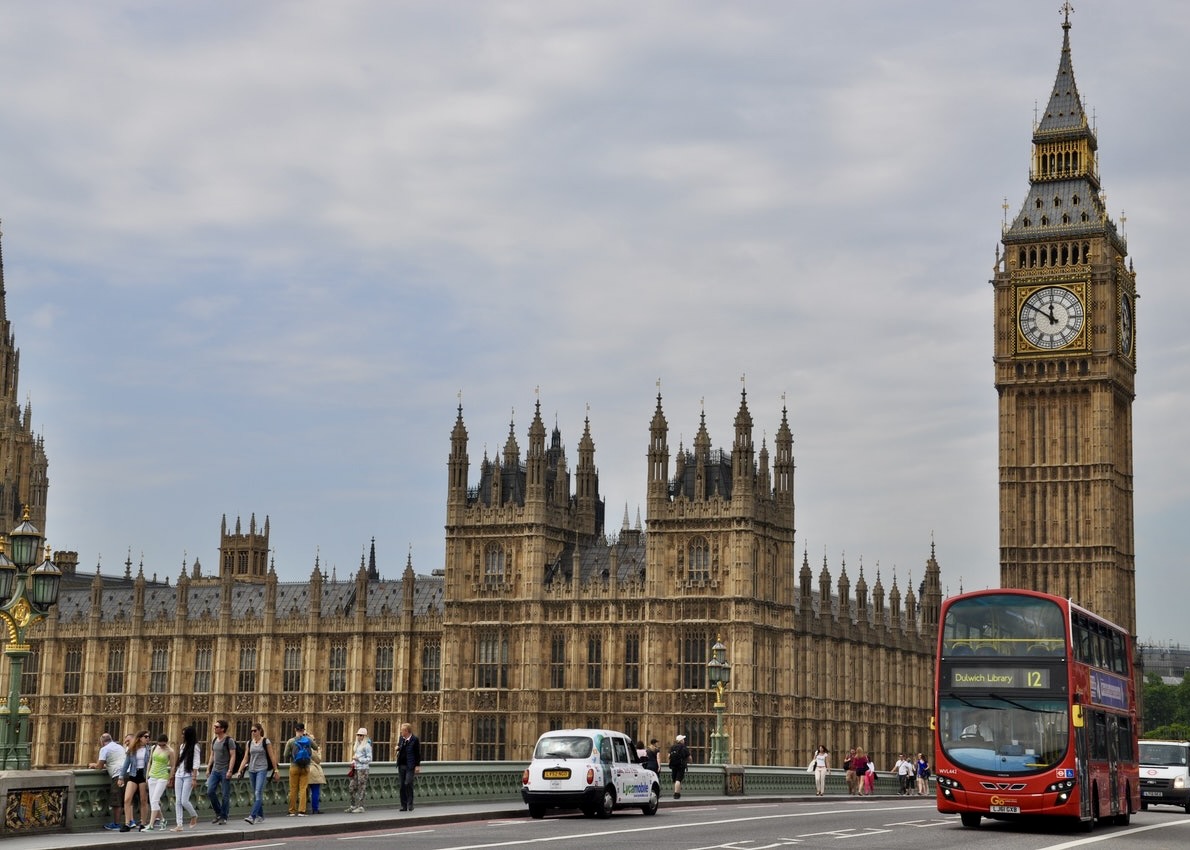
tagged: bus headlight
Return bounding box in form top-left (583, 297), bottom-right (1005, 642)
top-left (935, 776), bottom-right (964, 791)
top-left (1045, 779), bottom-right (1076, 793)
top-left (1175, 776), bottom-right (1187, 789)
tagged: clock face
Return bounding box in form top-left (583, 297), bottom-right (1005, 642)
top-left (1019, 286), bottom-right (1085, 350)
top-left (1120, 293), bottom-right (1134, 356)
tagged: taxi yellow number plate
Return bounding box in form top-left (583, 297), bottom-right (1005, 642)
top-left (543, 768), bottom-right (571, 780)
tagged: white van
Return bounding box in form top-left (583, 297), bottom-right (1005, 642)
top-left (1138, 739), bottom-right (1190, 813)
top-left (521, 729), bottom-right (660, 819)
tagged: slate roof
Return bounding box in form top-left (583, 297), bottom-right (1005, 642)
top-left (51, 575), bottom-right (447, 624)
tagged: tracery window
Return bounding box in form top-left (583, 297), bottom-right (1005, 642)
top-left (688, 537), bottom-right (710, 582)
top-left (484, 545), bottom-right (506, 584)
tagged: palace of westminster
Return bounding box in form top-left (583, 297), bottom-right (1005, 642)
top-left (4, 14), bottom-right (1142, 769)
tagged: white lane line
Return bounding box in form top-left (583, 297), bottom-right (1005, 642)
top-left (427, 805), bottom-right (935, 850)
top-left (1033, 817), bottom-right (1190, 850)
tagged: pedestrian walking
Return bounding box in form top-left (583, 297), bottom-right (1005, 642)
top-left (346, 728), bottom-right (372, 813)
top-left (396, 722), bottom-right (422, 812)
top-left (205, 719), bottom-right (237, 824)
top-left (668, 734), bottom-right (689, 799)
top-left (171, 726), bottom-right (201, 832)
top-left (811, 745), bottom-right (830, 796)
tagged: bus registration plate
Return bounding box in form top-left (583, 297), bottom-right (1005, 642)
top-left (989, 805), bottom-right (1020, 814)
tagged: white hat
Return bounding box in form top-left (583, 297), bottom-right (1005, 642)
top-left (357, 728), bottom-right (368, 736)
top-left (676, 734), bottom-right (686, 742)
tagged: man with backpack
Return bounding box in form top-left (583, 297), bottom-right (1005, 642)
top-left (283, 722), bottom-right (317, 816)
top-left (668, 734), bottom-right (689, 799)
top-left (205, 719), bottom-right (237, 824)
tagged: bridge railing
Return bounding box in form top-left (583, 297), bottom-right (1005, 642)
top-left (6, 764), bottom-right (900, 835)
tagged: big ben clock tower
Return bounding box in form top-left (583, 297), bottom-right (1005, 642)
top-left (995, 7), bottom-right (1137, 635)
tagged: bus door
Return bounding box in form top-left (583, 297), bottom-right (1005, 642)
top-left (1107, 715), bottom-right (1121, 817)
top-left (1074, 706), bottom-right (1092, 821)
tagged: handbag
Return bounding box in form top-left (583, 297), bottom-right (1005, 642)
top-left (347, 766), bottom-right (356, 779)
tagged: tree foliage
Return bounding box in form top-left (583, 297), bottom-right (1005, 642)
top-left (1142, 673), bottom-right (1190, 736)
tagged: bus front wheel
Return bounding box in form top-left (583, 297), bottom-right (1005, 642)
top-left (959, 813), bottom-right (981, 828)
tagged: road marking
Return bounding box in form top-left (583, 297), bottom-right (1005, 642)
top-left (797, 827), bottom-right (891, 839)
top-left (883, 818), bottom-right (953, 828)
top-left (428, 805), bottom-right (934, 850)
top-left (1033, 818), bottom-right (1190, 850)
top-left (340, 830), bottom-right (435, 840)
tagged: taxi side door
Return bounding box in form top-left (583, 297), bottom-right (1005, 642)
top-left (611, 734), bottom-right (648, 803)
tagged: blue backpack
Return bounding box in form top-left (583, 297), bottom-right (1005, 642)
top-left (292, 734), bottom-right (313, 767)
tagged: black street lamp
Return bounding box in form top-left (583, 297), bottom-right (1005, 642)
top-left (0, 509), bottom-right (62, 769)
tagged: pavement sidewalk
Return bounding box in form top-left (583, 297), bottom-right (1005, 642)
top-left (3, 791), bottom-right (922, 850)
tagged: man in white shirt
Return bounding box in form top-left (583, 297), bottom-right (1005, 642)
top-left (894, 754), bottom-right (914, 796)
top-left (90, 733), bottom-right (127, 829)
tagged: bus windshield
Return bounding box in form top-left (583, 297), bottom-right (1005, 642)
top-left (942, 593), bottom-right (1066, 657)
top-left (938, 695), bottom-right (1068, 775)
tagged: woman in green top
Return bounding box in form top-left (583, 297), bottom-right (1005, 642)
top-left (146, 734), bottom-right (176, 831)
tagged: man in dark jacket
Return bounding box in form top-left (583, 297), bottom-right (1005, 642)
top-left (397, 723), bottom-right (422, 811)
top-left (668, 734), bottom-right (689, 799)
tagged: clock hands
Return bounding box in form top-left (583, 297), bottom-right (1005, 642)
top-left (1023, 301), bottom-right (1059, 326)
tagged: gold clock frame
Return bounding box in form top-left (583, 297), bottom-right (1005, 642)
top-left (1014, 281), bottom-right (1088, 353)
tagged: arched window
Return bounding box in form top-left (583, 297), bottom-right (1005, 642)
top-left (688, 537), bottom-right (710, 582)
top-left (484, 545), bottom-right (506, 584)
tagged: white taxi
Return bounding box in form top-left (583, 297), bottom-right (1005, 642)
top-left (521, 729), bottom-right (660, 819)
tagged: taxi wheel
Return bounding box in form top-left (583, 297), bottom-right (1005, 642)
top-left (641, 786), bottom-right (659, 816)
top-left (596, 787), bottom-right (615, 819)
top-left (528, 804), bottom-right (545, 820)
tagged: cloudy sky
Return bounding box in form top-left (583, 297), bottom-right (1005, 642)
top-left (1, 1), bottom-right (1187, 646)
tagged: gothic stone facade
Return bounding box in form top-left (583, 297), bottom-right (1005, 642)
top-left (24, 392), bottom-right (941, 771)
top-left (0, 230), bottom-right (49, 536)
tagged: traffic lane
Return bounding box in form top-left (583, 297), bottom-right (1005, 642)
top-left (261, 800), bottom-right (1187, 850)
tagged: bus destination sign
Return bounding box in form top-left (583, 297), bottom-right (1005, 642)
top-left (947, 667), bottom-right (1050, 689)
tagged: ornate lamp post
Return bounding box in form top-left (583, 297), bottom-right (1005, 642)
top-left (0, 509), bottom-right (62, 769)
top-left (707, 635), bottom-right (731, 765)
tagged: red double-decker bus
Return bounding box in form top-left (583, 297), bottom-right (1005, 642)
top-left (934, 589), bottom-right (1138, 830)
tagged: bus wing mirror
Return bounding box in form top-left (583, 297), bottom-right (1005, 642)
top-left (1072, 704), bottom-right (1084, 728)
